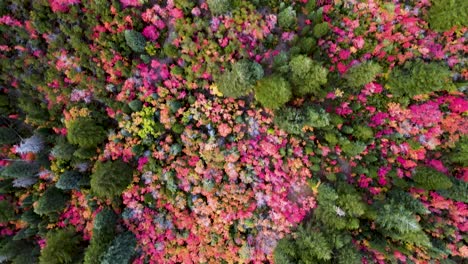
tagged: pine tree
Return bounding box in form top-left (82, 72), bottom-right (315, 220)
top-left (83, 208), bottom-right (117, 264)
top-left (124, 30), bottom-right (146, 53)
top-left (0, 161), bottom-right (40, 179)
top-left (412, 166), bottom-right (453, 190)
top-left (65, 118), bottom-right (107, 148)
top-left (90, 159), bottom-right (133, 200)
top-left (101, 232), bottom-right (137, 264)
top-left (39, 228), bottom-right (83, 264)
top-left (344, 61), bottom-right (382, 88)
top-left (34, 187), bottom-right (70, 216)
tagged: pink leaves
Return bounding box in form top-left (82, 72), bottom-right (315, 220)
top-left (120, 0), bottom-right (142, 8)
top-left (48, 0), bottom-right (80, 13)
top-left (142, 25), bottom-right (159, 41)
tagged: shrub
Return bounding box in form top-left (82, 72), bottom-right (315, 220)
top-left (216, 60), bottom-right (264, 98)
top-left (124, 30), bottom-right (146, 53)
top-left (56, 171), bottom-right (82, 190)
top-left (0, 127), bottom-right (19, 145)
top-left (448, 136), bottom-right (468, 166)
top-left (254, 75), bottom-right (292, 109)
top-left (412, 166), bottom-right (453, 190)
top-left (39, 228), bottom-right (83, 264)
top-left (427, 0), bottom-right (468, 32)
top-left (387, 60), bottom-right (455, 98)
top-left (0, 161), bottom-right (40, 179)
top-left (278, 6), bottom-right (297, 30)
top-left (207, 0), bottom-right (232, 15)
top-left (83, 208), bottom-right (117, 264)
top-left (289, 55), bottom-right (328, 96)
top-left (101, 232), bottom-right (137, 264)
top-left (34, 187), bottom-right (70, 216)
top-left (90, 159), bottom-right (133, 200)
top-left (66, 118), bottom-right (107, 148)
top-left (0, 200), bottom-right (15, 223)
top-left (344, 61), bottom-right (382, 88)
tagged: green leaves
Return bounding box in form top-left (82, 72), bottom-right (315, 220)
top-left (39, 228), bottom-right (83, 264)
top-left (66, 118), bottom-right (107, 148)
top-left (34, 187), bottom-right (70, 216)
top-left (427, 0), bottom-right (468, 32)
top-left (412, 166), bottom-right (453, 190)
top-left (289, 55), bottom-right (328, 97)
top-left (0, 161), bottom-right (39, 179)
top-left (344, 61), bottom-right (382, 88)
top-left (387, 60), bottom-right (455, 99)
top-left (278, 6), bottom-right (297, 30)
top-left (90, 159), bottom-right (133, 200)
top-left (216, 60), bottom-right (264, 98)
top-left (254, 75), bottom-right (292, 109)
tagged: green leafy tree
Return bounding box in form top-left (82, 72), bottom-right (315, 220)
top-left (344, 61), bottom-right (382, 88)
top-left (427, 0), bottom-right (468, 32)
top-left (254, 75), bottom-right (292, 109)
top-left (207, 0), bottom-right (232, 15)
top-left (278, 6), bottom-right (297, 30)
top-left (39, 228), bottom-right (83, 264)
top-left (34, 187), bottom-right (70, 216)
top-left (90, 159), bottom-right (133, 200)
top-left (124, 30), bottom-right (146, 53)
top-left (313, 22), bottom-right (329, 38)
top-left (216, 60), bottom-right (264, 98)
top-left (66, 118), bottom-right (107, 148)
top-left (274, 105), bottom-right (330, 135)
top-left (84, 208), bottom-right (117, 264)
top-left (387, 60), bottom-right (455, 98)
top-left (101, 232), bottom-right (137, 264)
top-left (289, 55), bottom-right (328, 96)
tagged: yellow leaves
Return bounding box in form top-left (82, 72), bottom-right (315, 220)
top-left (210, 84), bottom-right (223, 97)
top-left (334, 88), bottom-right (344, 98)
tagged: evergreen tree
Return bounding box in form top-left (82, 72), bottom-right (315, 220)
top-left (124, 30), bottom-right (146, 53)
top-left (83, 208), bottom-right (117, 264)
top-left (65, 118), bottom-right (107, 148)
top-left (34, 187), bottom-right (70, 216)
top-left (90, 159), bottom-right (133, 200)
top-left (0, 127), bottom-right (20, 145)
top-left (39, 228), bottom-right (83, 264)
top-left (427, 0), bottom-right (468, 32)
top-left (101, 232), bottom-right (137, 264)
top-left (0, 200), bottom-right (15, 223)
top-left (387, 60), bottom-right (455, 98)
top-left (412, 166), bottom-right (453, 190)
top-left (0, 161), bottom-right (40, 179)
top-left (344, 61), bottom-right (382, 88)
